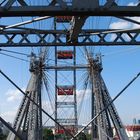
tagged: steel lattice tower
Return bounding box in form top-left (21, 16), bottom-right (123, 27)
top-left (88, 54), bottom-right (128, 140)
top-left (7, 53), bottom-right (44, 140)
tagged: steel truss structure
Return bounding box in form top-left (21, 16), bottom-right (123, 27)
top-left (0, 0), bottom-right (140, 17)
top-left (88, 55), bottom-right (128, 140)
top-left (0, 0), bottom-right (140, 140)
top-left (0, 29), bottom-right (140, 46)
top-left (7, 53), bottom-right (44, 140)
top-left (54, 17), bottom-right (78, 139)
top-left (5, 51), bottom-right (76, 140)
top-left (0, 0), bottom-right (140, 44)
top-left (54, 46), bottom-right (78, 138)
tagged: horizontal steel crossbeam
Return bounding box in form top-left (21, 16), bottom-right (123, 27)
top-left (0, 29), bottom-right (140, 46)
top-left (57, 102), bottom-right (75, 108)
top-left (57, 119), bottom-right (76, 124)
top-left (57, 102), bottom-right (75, 105)
top-left (45, 65), bottom-right (89, 70)
top-left (0, 6), bottom-right (140, 17)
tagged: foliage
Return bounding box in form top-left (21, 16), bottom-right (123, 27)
top-left (0, 134), bottom-right (7, 140)
top-left (43, 128), bottom-right (54, 140)
top-left (78, 132), bottom-right (87, 140)
top-left (86, 134), bottom-right (91, 140)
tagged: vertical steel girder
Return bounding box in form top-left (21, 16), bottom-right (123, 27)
top-left (90, 56), bottom-right (128, 140)
top-left (68, 0), bottom-right (99, 42)
top-left (7, 72), bottom-right (43, 140)
top-left (55, 46), bottom-right (78, 137)
top-left (72, 70), bottom-right (140, 140)
top-left (68, 16), bottom-right (87, 43)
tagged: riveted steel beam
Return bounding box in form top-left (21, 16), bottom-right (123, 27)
top-left (0, 6), bottom-right (140, 17)
top-left (0, 29), bottom-right (140, 47)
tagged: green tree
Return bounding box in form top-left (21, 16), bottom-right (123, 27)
top-left (78, 132), bottom-right (87, 140)
top-left (43, 128), bottom-right (54, 140)
top-left (0, 134), bottom-right (7, 140)
top-left (86, 134), bottom-right (91, 140)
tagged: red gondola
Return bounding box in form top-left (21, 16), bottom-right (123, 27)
top-left (55, 128), bottom-right (75, 134)
top-left (57, 86), bottom-right (74, 95)
top-left (57, 51), bottom-right (73, 59)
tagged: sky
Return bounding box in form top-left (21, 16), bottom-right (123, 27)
top-left (0, 0), bottom-right (140, 127)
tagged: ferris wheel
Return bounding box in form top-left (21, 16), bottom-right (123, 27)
top-left (0, 1), bottom-right (140, 140)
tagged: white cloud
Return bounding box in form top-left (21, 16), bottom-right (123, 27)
top-left (109, 34), bottom-right (117, 42)
top-left (127, 2), bottom-right (138, 6)
top-left (77, 89), bottom-right (91, 102)
top-left (6, 88), bottom-right (24, 102)
top-left (109, 1), bottom-right (140, 41)
top-left (109, 21), bottom-right (131, 29)
top-left (1, 111), bottom-right (16, 118)
top-left (109, 2), bottom-right (140, 30)
top-left (2, 88), bottom-right (91, 125)
top-left (0, 88), bottom-right (25, 123)
top-left (1, 110), bottom-right (17, 123)
top-left (42, 100), bottom-right (54, 114)
top-left (109, 17), bottom-right (140, 32)
top-left (129, 17), bottom-right (140, 28)
top-left (109, 18), bottom-right (140, 41)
